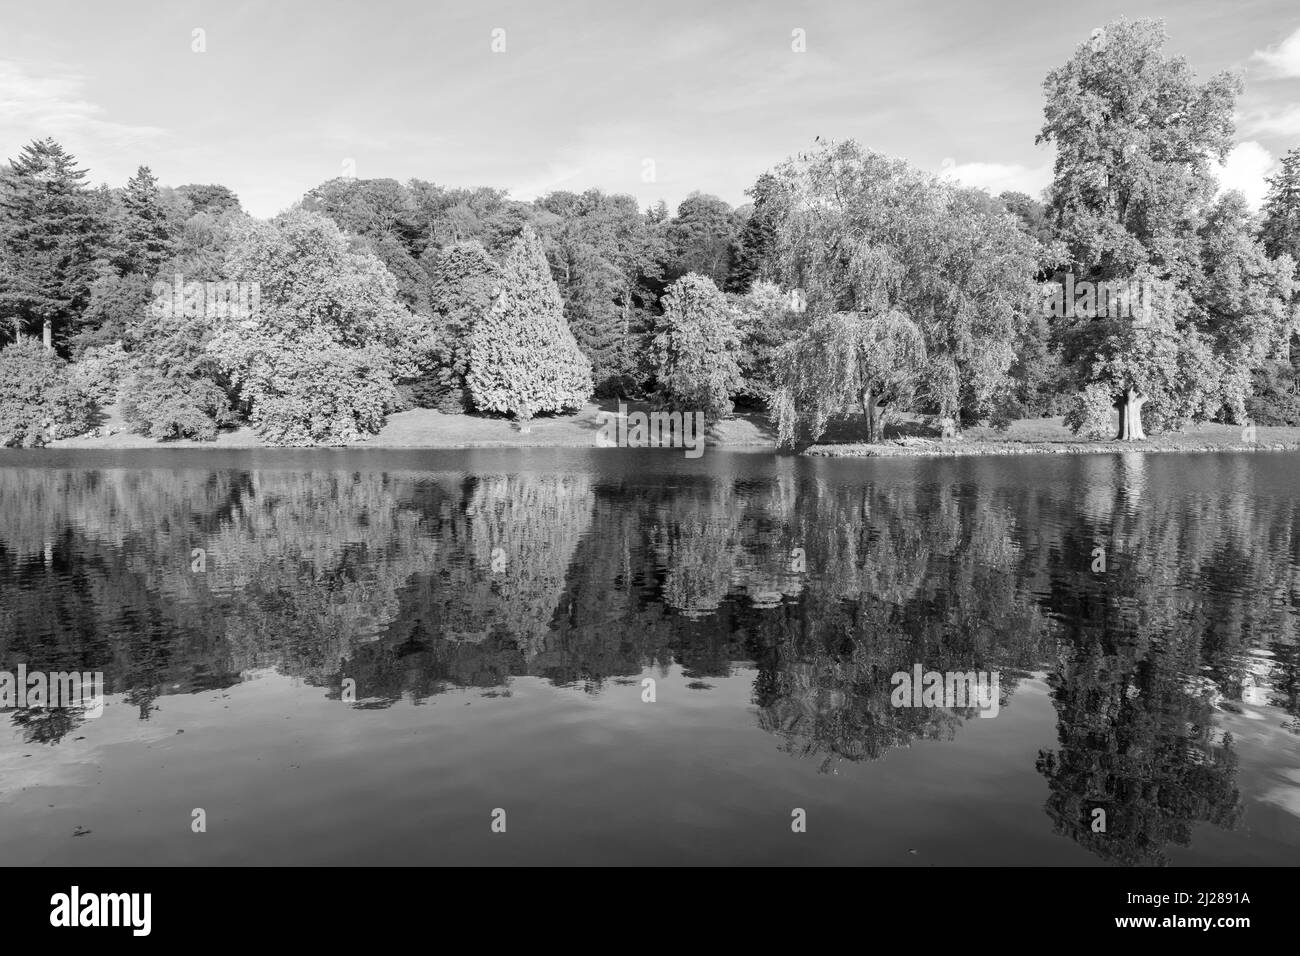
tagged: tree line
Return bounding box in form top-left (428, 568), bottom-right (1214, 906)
top-left (2, 17), bottom-right (1299, 447)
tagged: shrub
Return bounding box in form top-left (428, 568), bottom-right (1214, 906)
top-left (1063, 383), bottom-right (1116, 439)
top-left (0, 338), bottom-right (96, 446)
top-left (119, 368), bottom-right (235, 441)
top-left (1246, 358), bottom-right (1300, 426)
top-left (67, 341), bottom-right (131, 407)
top-left (237, 337), bottom-right (398, 446)
top-left (988, 401), bottom-right (1018, 433)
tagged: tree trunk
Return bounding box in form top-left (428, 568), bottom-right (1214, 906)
top-left (861, 388), bottom-right (887, 444)
top-left (1115, 388), bottom-right (1147, 441)
top-left (43, 319), bottom-right (52, 351)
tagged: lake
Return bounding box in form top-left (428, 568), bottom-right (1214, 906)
top-left (1, 447), bottom-right (1298, 865)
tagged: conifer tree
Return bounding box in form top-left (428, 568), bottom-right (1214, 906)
top-left (1261, 147), bottom-right (1300, 270)
top-left (0, 139), bottom-right (100, 349)
top-left (466, 226), bottom-right (592, 429)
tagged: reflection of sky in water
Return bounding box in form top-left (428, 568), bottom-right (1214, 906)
top-left (1, 448), bottom-right (1299, 865)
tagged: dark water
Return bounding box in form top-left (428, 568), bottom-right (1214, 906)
top-left (1, 447), bottom-right (1298, 866)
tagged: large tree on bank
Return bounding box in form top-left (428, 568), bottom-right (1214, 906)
top-left (766, 140), bottom-right (1041, 440)
top-left (465, 226), bottom-right (592, 430)
top-left (1037, 18), bottom-right (1285, 440)
top-left (773, 309), bottom-right (927, 448)
top-left (209, 210), bottom-right (435, 445)
top-left (0, 139), bottom-right (100, 350)
top-left (650, 273), bottom-right (743, 424)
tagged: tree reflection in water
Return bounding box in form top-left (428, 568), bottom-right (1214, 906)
top-left (3, 452), bottom-right (1296, 862)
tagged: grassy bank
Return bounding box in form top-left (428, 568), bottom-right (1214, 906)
top-left (47, 401), bottom-right (778, 450)
top-left (44, 405), bottom-right (1300, 457)
top-left (808, 417), bottom-right (1300, 457)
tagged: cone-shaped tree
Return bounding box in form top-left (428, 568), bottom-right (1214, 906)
top-left (115, 165), bottom-right (174, 277)
top-left (466, 226), bottom-right (592, 428)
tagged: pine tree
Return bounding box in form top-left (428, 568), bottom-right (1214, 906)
top-left (116, 165), bottom-right (174, 277)
top-left (1261, 148), bottom-right (1300, 270)
top-left (0, 139), bottom-right (101, 350)
top-left (465, 227), bottom-right (592, 428)
top-left (727, 173), bottom-right (780, 293)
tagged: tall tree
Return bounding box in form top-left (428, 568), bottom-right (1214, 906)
top-left (115, 165), bottom-right (174, 277)
top-left (769, 140), bottom-right (1041, 431)
top-left (650, 273), bottom-right (743, 423)
top-left (1196, 192), bottom-right (1298, 423)
top-left (1261, 147), bottom-right (1300, 270)
top-left (727, 173), bottom-right (781, 292)
top-left (465, 226), bottom-right (592, 429)
top-left (1038, 18), bottom-right (1244, 439)
top-left (536, 188), bottom-right (665, 394)
top-left (0, 139), bottom-right (100, 350)
top-left (210, 210), bottom-right (435, 445)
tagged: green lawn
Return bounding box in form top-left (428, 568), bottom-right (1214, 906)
top-left (49, 400), bottom-right (777, 449)
top-left (47, 403), bottom-right (1300, 457)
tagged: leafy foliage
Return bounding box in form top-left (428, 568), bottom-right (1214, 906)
top-left (1036, 19), bottom-right (1295, 438)
top-left (175, 184), bottom-right (242, 217)
top-left (536, 189), bottom-right (666, 396)
top-left (665, 193), bottom-right (741, 289)
top-left (772, 309), bottom-right (927, 447)
top-left (650, 274), bottom-right (743, 423)
top-left (0, 337), bottom-right (95, 446)
top-left (465, 227), bottom-right (592, 424)
top-left (1064, 383), bottom-right (1117, 438)
top-left (209, 210), bottom-right (434, 445)
top-left (730, 280), bottom-right (802, 400)
top-left (120, 370), bottom-right (234, 442)
top-left (768, 140), bottom-right (1041, 430)
top-left (421, 241), bottom-right (500, 411)
top-left (66, 341), bottom-right (130, 407)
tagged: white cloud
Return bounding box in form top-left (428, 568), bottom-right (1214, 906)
top-left (1240, 103), bottom-right (1300, 138)
top-left (1252, 25), bottom-right (1300, 77)
top-left (0, 59), bottom-right (167, 151)
top-left (1212, 141), bottom-right (1275, 210)
top-left (938, 159), bottom-right (1052, 199)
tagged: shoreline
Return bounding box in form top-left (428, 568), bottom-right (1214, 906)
top-left (806, 439), bottom-right (1300, 458)
top-left (31, 437), bottom-right (1300, 457)
top-left (28, 407), bottom-right (1300, 458)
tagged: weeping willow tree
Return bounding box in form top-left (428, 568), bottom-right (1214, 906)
top-left (771, 308), bottom-right (926, 448)
top-left (764, 141), bottom-right (1042, 436)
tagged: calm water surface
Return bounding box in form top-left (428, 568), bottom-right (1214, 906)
top-left (1, 448), bottom-right (1298, 865)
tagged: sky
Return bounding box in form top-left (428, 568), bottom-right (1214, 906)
top-left (0, 0), bottom-right (1297, 217)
